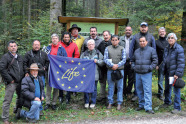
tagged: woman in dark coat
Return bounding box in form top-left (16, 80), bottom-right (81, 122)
top-left (161, 33), bottom-right (185, 114)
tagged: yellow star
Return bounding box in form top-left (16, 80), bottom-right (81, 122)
top-left (83, 75), bottom-right (86, 77)
top-left (82, 68), bottom-right (85, 70)
top-left (75, 85), bottom-right (78, 88)
top-left (57, 71), bottom-right (59, 74)
top-left (65, 61), bottom-right (67, 63)
top-left (81, 81), bottom-right (84, 84)
top-left (78, 62), bottom-right (81, 65)
top-left (71, 60), bottom-right (74, 63)
top-left (59, 65), bottom-right (62, 68)
top-left (58, 78), bottom-right (60, 81)
top-left (68, 86), bottom-right (71, 89)
top-left (62, 84), bottom-right (64, 86)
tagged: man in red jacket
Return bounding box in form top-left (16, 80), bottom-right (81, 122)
top-left (59, 32), bottom-right (80, 103)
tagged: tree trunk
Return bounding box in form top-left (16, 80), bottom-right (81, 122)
top-left (95, 0), bottom-right (99, 17)
top-left (50, 0), bottom-right (62, 36)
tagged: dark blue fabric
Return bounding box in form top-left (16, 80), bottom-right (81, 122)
top-left (34, 79), bottom-right (40, 98)
top-left (162, 42), bottom-right (185, 77)
top-left (131, 46), bottom-right (158, 74)
top-left (48, 55), bottom-right (95, 93)
top-left (46, 45), bottom-right (67, 57)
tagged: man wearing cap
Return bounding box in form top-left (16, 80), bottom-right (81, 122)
top-left (69, 24), bottom-right (84, 54)
top-left (16, 63), bottom-right (45, 123)
top-left (129, 22), bottom-right (156, 101)
top-left (81, 27), bottom-right (102, 53)
top-left (0, 40), bottom-right (24, 124)
top-left (119, 26), bottom-right (134, 98)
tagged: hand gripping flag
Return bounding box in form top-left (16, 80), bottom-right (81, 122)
top-left (48, 55), bottom-right (95, 93)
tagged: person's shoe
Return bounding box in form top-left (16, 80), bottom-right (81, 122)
top-left (171, 109), bottom-right (181, 114)
top-left (4, 120), bottom-right (10, 124)
top-left (51, 105), bottom-right (57, 110)
top-left (160, 103), bottom-right (171, 108)
top-left (159, 95), bottom-right (164, 101)
top-left (90, 104), bottom-right (95, 109)
top-left (136, 107), bottom-right (144, 111)
top-left (40, 110), bottom-right (44, 116)
top-left (66, 99), bottom-right (70, 104)
top-left (26, 117), bottom-right (37, 123)
top-left (107, 104), bottom-right (112, 109)
top-left (44, 104), bottom-right (50, 110)
top-left (131, 96), bottom-right (138, 102)
top-left (146, 110), bottom-right (155, 114)
top-left (84, 103), bottom-right (89, 109)
top-left (117, 104), bottom-right (121, 110)
top-left (59, 97), bottom-right (63, 103)
top-left (16, 108), bottom-right (21, 119)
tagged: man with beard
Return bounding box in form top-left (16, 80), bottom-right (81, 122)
top-left (155, 27), bottom-right (168, 100)
top-left (69, 24), bottom-right (84, 54)
top-left (81, 27), bottom-right (102, 53)
top-left (97, 30), bottom-right (112, 102)
top-left (119, 26), bottom-right (134, 98)
top-left (129, 22), bottom-right (156, 101)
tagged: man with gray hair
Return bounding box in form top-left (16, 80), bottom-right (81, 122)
top-left (44, 33), bottom-right (67, 110)
top-left (156, 27), bottom-right (168, 100)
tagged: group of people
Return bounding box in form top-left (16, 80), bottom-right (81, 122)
top-left (0, 22), bottom-right (185, 124)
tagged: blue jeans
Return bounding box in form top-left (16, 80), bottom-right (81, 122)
top-left (20, 101), bottom-right (41, 120)
top-left (164, 74), bottom-right (181, 110)
top-left (84, 81), bottom-right (98, 104)
top-left (107, 70), bottom-right (124, 105)
top-left (158, 67), bottom-right (164, 96)
top-left (136, 72), bottom-right (152, 111)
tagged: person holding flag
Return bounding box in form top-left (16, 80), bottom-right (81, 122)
top-left (80, 39), bottom-right (104, 109)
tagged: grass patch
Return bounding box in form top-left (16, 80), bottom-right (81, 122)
top-left (0, 70), bottom-right (186, 123)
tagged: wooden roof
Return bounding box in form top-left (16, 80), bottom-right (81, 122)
top-left (58, 16), bottom-right (129, 26)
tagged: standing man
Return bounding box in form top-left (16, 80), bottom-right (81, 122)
top-left (24, 40), bottom-right (49, 86)
top-left (44, 33), bottom-right (67, 110)
top-left (16, 63), bottom-right (45, 123)
top-left (156, 27), bottom-right (168, 100)
top-left (60, 32), bottom-right (80, 104)
top-left (97, 30), bottom-right (112, 102)
top-left (0, 40), bottom-right (24, 124)
top-left (81, 27), bottom-right (102, 53)
top-left (131, 36), bottom-right (158, 114)
top-left (104, 35), bottom-right (126, 110)
top-left (69, 24), bottom-right (84, 54)
top-left (119, 26), bottom-right (134, 98)
top-left (129, 22), bottom-right (156, 101)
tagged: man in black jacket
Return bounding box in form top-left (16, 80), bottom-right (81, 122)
top-left (131, 36), bottom-right (158, 114)
top-left (97, 30), bottom-right (111, 102)
top-left (24, 40), bottom-right (49, 86)
top-left (0, 40), bottom-right (24, 124)
top-left (16, 63), bottom-right (45, 123)
top-left (155, 27), bottom-right (168, 100)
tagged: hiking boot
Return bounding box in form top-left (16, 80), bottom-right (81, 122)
top-left (59, 97), bottom-right (63, 103)
top-left (159, 95), bottom-right (164, 101)
top-left (171, 109), bottom-right (181, 114)
top-left (16, 108), bottom-right (21, 119)
top-left (26, 117), bottom-right (37, 123)
top-left (136, 107), bottom-right (144, 111)
top-left (160, 103), bottom-right (171, 108)
top-left (44, 104), bottom-right (50, 110)
top-left (146, 110), bottom-right (155, 114)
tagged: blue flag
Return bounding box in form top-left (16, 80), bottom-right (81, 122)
top-left (48, 55), bottom-right (95, 93)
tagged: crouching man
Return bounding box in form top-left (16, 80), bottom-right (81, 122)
top-left (16, 63), bottom-right (45, 123)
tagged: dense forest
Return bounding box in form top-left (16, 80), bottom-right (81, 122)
top-left (0, 0), bottom-right (185, 56)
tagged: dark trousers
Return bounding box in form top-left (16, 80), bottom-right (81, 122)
top-left (123, 61), bottom-right (135, 95)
